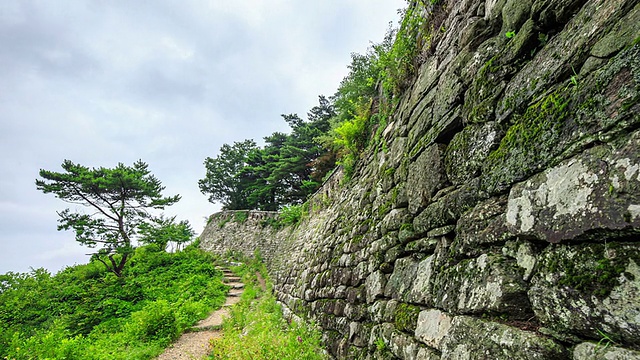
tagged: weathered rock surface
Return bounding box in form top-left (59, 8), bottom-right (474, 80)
top-left (434, 254), bottom-right (532, 318)
top-left (440, 316), bottom-right (567, 360)
top-left (506, 131), bottom-right (640, 243)
top-left (414, 309), bottom-right (452, 351)
top-left (200, 0), bottom-right (640, 358)
top-left (199, 211), bottom-right (279, 262)
top-left (574, 342), bottom-right (640, 360)
top-left (530, 243), bottom-right (640, 346)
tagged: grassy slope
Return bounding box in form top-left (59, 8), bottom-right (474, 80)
top-left (0, 243), bottom-right (227, 360)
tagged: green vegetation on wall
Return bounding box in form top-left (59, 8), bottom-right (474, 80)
top-left (483, 88), bottom-right (570, 193)
top-left (199, 1), bottom-right (432, 207)
top-left (326, 0), bottom-right (434, 178)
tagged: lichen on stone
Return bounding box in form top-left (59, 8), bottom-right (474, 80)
top-left (530, 243), bottom-right (640, 346)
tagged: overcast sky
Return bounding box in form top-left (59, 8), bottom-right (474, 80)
top-left (0, 1), bottom-right (405, 274)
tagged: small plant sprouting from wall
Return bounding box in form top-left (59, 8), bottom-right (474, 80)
top-left (218, 217), bottom-right (231, 228)
top-left (394, 303), bottom-right (421, 333)
top-left (216, 211), bottom-right (250, 228)
top-left (595, 329), bottom-right (619, 352)
top-left (278, 205), bottom-right (304, 227)
top-left (234, 211), bottom-right (249, 224)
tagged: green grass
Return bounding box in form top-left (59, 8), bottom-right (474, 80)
top-left (209, 258), bottom-right (326, 360)
top-left (0, 243), bottom-right (228, 360)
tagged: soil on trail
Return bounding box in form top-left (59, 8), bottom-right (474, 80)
top-left (255, 271), bottom-right (267, 291)
top-left (156, 267), bottom-right (244, 360)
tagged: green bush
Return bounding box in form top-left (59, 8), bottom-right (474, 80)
top-left (175, 299), bottom-right (210, 329)
top-left (126, 300), bottom-right (178, 342)
top-left (234, 211), bottom-right (249, 223)
top-left (3, 320), bottom-right (84, 360)
top-left (0, 246), bottom-right (227, 360)
top-left (332, 101), bottom-right (371, 178)
top-left (278, 204), bottom-right (304, 227)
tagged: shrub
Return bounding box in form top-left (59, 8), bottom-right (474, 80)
top-left (0, 247), bottom-right (227, 360)
top-left (234, 211), bottom-right (249, 224)
top-left (332, 100), bottom-right (371, 178)
top-left (3, 320), bottom-right (84, 360)
top-left (126, 300), bottom-right (178, 342)
top-left (278, 204), bottom-right (304, 227)
top-left (175, 299), bottom-right (210, 329)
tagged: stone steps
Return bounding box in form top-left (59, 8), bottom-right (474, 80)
top-left (183, 265), bottom-right (245, 333)
top-left (226, 282), bottom-right (244, 289)
top-left (228, 288), bottom-right (244, 297)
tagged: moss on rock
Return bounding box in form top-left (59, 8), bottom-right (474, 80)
top-left (393, 303), bottom-right (421, 334)
top-left (530, 243), bottom-right (640, 346)
top-left (482, 87), bottom-right (570, 194)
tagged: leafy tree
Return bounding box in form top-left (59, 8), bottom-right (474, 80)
top-left (239, 133), bottom-right (288, 211)
top-left (138, 215), bottom-right (194, 251)
top-left (307, 95), bottom-right (336, 130)
top-left (35, 160), bottom-right (180, 277)
top-left (200, 97), bottom-right (336, 210)
top-left (331, 51), bottom-right (380, 126)
top-left (302, 95), bottom-right (337, 183)
top-left (268, 97), bottom-right (336, 205)
top-left (198, 140), bottom-right (258, 210)
top-left (268, 114), bottom-right (311, 204)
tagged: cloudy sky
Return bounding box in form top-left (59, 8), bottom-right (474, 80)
top-left (0, 1), bottom-right (405, 274)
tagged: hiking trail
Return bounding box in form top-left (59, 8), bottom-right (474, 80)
top-left (156, 267), bottom-right (244, 360)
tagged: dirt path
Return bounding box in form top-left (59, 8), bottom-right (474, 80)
top-left (156, 267), bottom-right (244, 360)
top-left (255, 271), bottom-right (266, 291)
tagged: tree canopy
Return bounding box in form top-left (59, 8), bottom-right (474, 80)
top-left (199, 96), bottom-right (336, 210)
top-left (199, 4), bottom-right (425, 207)
top-left (35, 160), bottom-right (181, 277)
top-left (198, 140), bottom-right (258, 210)
top-left (138, 215), bottom-right (194, 252)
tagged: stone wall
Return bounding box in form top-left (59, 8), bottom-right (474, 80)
top-left (199, 210), bottom-right (280, 262)
top-left (200, 0), bottom-right (640, 358)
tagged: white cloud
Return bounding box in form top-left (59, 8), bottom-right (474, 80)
top-left (0, 0), bottom-right (405, 274)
